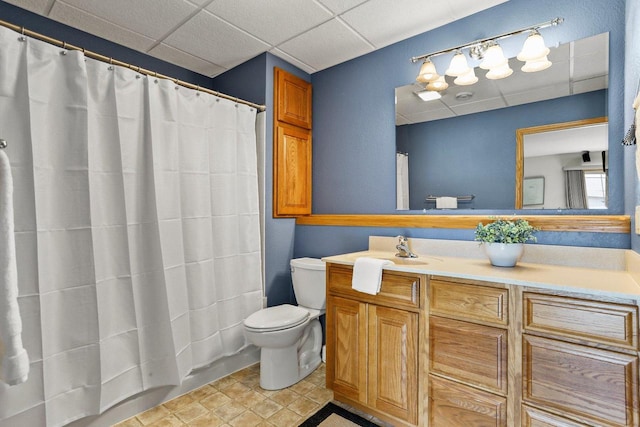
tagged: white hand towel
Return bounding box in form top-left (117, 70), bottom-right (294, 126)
top-left (0, 150), bottom-right (29, 386)
top-left (436, 196), bottom-right (457, 209)
top-left (352, 257), bottom-right (393, 295)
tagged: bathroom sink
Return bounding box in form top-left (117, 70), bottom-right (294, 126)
top-left (344, 252), bottom-right (433, 266)
top-left (382, 256), bottom-right (428, 266)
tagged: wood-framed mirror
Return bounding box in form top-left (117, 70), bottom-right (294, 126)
top-left (515, 117), bottom-right (608, 209)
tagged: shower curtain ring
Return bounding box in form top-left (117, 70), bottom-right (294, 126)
top-left (0, 139), bottom-right (7, 149)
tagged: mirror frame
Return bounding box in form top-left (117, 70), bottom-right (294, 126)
top-left (515, 117), bottom-right (608, 209)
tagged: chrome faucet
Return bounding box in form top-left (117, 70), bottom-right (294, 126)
top-left (395, 235), bottom-right (417, 258)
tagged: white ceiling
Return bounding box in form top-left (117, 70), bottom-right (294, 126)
top-left (4, 0), bottom-right (507, 77)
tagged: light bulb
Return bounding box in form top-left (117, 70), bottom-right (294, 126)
top-left (426, 76), bottom-right (449, 91)
top-left (517, 31), bottom-right (550, 62)
top-left (453, 68), bottom-right (478, 86)
top-left (416, 59), bottom-right (439, 83)
top-left (486, 63), bottom-right (514, 79)
top-left (445, 52), bottom-right (471, 77)
top-left (480, 44), bottom-right (508, 70)
top-left (521, 55), bottom-right (552, 72)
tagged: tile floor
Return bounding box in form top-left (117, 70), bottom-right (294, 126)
top-left (114, 363), bottom-right (336, 427)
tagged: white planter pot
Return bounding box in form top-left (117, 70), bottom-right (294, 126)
top-left (483, 243), bottom-right (524, 267)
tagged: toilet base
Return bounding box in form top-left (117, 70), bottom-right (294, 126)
top-left (258, 319), bottom-right (322, 390)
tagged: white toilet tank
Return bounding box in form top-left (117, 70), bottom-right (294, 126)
top-left (290, 257), bottom-right (326, 310)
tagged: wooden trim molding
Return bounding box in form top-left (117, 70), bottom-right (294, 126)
top-left (295, 214), bottom-right (630, 233)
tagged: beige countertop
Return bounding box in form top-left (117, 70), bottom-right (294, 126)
top-left (322, 238), bottom-right (640, 300)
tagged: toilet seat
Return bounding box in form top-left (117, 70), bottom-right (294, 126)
top-left (244, 304), bottom-right (310, 332)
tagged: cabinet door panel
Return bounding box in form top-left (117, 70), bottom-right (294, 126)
top-left (274, 123), bottom-right (311, 216)
top-left (275, 67), bottom-right (312, 129)
top-left (522, 405), bottom-right (589, 427)
top-left (430, 316), bottom-right (508, 394)
top-left (430, 278), bottom-right (508, 326)
top-left (368, 305), bottom-right (418, 424)
top-left (523, 335), bottom-right (639, 426)
top-left (326, 296), bottom-right (367, 402)
top-left (429, 375), bottom-right (507, 427)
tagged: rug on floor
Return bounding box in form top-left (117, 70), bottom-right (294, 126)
top-left (299, 402), bottom-right (379, 427)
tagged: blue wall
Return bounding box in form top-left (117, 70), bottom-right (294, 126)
top-left (296, 0), bottom-right (629, 261)
top-left (397, 90), bottom-right (606, 210)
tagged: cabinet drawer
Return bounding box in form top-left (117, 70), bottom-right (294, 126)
top-left (523, 335), bottom-right (639, 426)
top-left (523, 292), bottom-right (638, 349)
top-left (327, 264), bottom-right (420, 310)
top-left (429, 375), bottom-right (507, 427)
top-left (430, 316), bottom-right (507, 395)
top-left (522, 405), bottom-right (589, 427)
top-left (430, 278), bottom-right (508, 326)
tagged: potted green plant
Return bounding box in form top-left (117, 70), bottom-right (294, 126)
top-left (475, 217), bottom-right (539, 267)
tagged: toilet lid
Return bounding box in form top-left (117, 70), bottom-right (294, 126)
top-left (244, 304), bottom-right (310, 332)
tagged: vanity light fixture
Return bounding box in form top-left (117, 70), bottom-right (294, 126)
top-left (411, 17), bottom-right (563, 89)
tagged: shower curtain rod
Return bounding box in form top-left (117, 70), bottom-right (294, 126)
top-left (0, 18), bottom-right (267, 112)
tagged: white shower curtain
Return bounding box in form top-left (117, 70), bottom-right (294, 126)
top-left (396, 152), bottom-right (409, 210)
top-left (0, 26), bottom-right (263, 426)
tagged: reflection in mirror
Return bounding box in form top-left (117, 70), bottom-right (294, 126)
top-left (395, 32), bottom-right (608, 211)
top-left (515, 117), bottom-right (608, 209)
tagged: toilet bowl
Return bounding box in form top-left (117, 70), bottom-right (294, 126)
top-left (243, 258), bottom-right (326, 390)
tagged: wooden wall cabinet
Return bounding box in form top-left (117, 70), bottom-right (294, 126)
top-left (326, 264), bottom-right (424, 426)
top-left (273, 67), bottom-right (312, 217)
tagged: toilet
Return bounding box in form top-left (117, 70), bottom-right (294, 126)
top-left (243, 257), bottom-right (326, 390)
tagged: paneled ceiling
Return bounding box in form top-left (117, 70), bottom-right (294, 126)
top-left (4, 0), bottom-right (507, 77)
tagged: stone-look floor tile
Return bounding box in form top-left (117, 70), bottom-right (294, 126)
top-left (200, 391), bottom-right (232, 410)
top-left (237, 389), bottom-right (267, 408)
top-left (214, 401), bottom-right (247, 422)
top-left (270, 389), bottom-right (300, 406)
top-left (188, 384), bottom-right (216, 401)
top-left (114, 417), bottom-right (143, 427)
top-left (188, 411), bottom-right (226, 427)
top-left (238, 373), bottom-right (260, 389)
top-left (305, 387), bottom-right (333, 404)
top-left (255, 422), bottom-right (276, 427)
top-left (212, 375), bottom-right (238, 390)
top-left (231, 367), bottom-right (257, 380)
top-left (290, 379), bottom-right (316, 396)
top-left (255, 387), bottom-right (278, 398)
top-left (173, 401), bottom-right (209, 423)
top-left (163, 393), bottom-right (195, 412)
top-left (220, 381), bottom-right (251, 399)
top-left (229, 410), bottom-right (263, 427)
top-left (146, 414), bottom-right (183, 427)
top-left (267, 408), bottom-right (302, 427)
top-left (251, 399), bottom-right (283, 419)
top-left (287, 396), bottom-right (320, 417)
top-left (136, 405), bottom-right (171, 425)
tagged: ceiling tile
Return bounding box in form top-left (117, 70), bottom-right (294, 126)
top-left (277, 19), bottom-right (373, 71)
top-left (163, 10), bottom-right (269, 69)
top-left (206, 0), bottom-right (333, 45)
top-left (148, 43), bottom-right (225, 77)
top-left (59, 0), bottom-right (198, 39)
top-left (407, 108), bottom-right (455, 123)
top-left (341, 0), bottom-right (456, 49)
top-left (269, 48), bottom-right (316, 74)
top-left (449, 97), bottom-right (507, 116)
top-left (503, 83), bottom-right (570, 106)
top-left (447, 0), bottom-right (508, 21)
top-left (49, 2), bottom-right (156, 52)
top-left (3, 0), bottom-right (52, 14)
top-left (315, 0), bottom-right (369, 15)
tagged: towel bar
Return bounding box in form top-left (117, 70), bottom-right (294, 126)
top-left (425, 194), bottom-right (475, 202)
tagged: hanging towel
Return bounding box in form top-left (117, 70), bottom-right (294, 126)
top-left (436, 196), bottom-right (458, 209)
top-left (352, 257), bottom-right (393, 295)
top-left (0, 150), bottom-right (29, 386)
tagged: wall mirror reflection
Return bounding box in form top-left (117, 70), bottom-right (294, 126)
top-left (395, 32), bottom-right (609, 211)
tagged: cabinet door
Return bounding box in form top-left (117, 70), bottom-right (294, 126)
top-left (368, 305), bottom-right (418, 424)
top-left (522, 405), bottom-right (589, 427)
top-left (429, 375), bottom-right (507, 427)
top-left (523, 335), bottom-right (639, 426)
top-left (273, 123), bottom-right (311, 216)
top-left (275, 67), bottom-right (312, 129)
top-left (326, 296), bottom-right (367, 403)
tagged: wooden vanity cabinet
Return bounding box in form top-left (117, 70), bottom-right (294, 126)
top-left (522, 291), bottom-right (640, 427)
top-left (428, 276), bottom-right (511, 427)
top-left (325, 263), bottom-right (425, 426)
